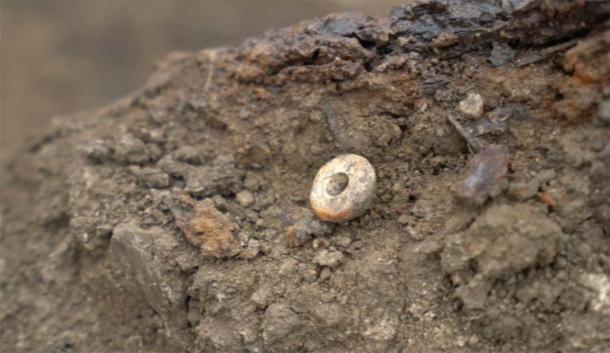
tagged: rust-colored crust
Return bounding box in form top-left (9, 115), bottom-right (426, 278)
top-left (311, 206), bottom-right (353, 223)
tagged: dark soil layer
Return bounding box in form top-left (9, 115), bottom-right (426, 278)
top-left (1, 1), bottom-right (609, 352)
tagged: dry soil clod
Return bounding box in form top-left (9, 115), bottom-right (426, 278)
top-left (310, 154), bottom-right (376, 223)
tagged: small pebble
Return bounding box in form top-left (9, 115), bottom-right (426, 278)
top-left (397, 214), bottom-right (410, 225)
top-left (236, 190), bottom-right (255, 208)
top-left (250, 286), bottom-right (272, 308)
top-left (310, 154), bottom-right (376, 222)
top-left (412, 238), bottom-right (442, 255)
top-left (138, 168), bottom-right (170, 188)
top-left (430, 31), bottom-right (458, 48)
top-left (83, 139), bottom-right (113, 163)
top-left (312, 238), bottom-right (330, 249)
top-left (243, 173), bottom-right (262, 191)
top-left (406, 226), bottom-right (424, 241)
top-left (279, 258), bottom-right (298, 275)
top-left (489, 42), bottom-right (516, 66)
top-left (508, 180), bottom-right (539, 201)
top-left (115, 134), bottom-right (151, 164)
top-left (535, 169), bottom-right (557, 184)
top-left (319, 267), bottom-right (332, 281)
top-left (283, 205), bottom-right (334, 247)
top-left (335, 235), bottom-right (352, 248)
top-left (302, 264), bottom-right (319, 282)
top-left (211, 195), bottom-right (228, 211)
top-left (468, 335), bottom-right (480, 345)
top-left (175, 146), bottom-right (202, 164)
top-left (147, 128), bottom-right (165, 143)
top-left (239, 239), bottom-right (261, 259)
top-left (458, 93), bottom-right (485, 119)
top-left (313, 249), bottom-right (344, 268)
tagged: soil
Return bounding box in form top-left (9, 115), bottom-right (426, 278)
top-left (1, 1), bottom-right (609, 352)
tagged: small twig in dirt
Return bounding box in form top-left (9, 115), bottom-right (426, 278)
top-left (322, 104), bottom-right (339, 141)
top-left (447, 114), bottom-right (482, 153)
top-left (203, 51), bottom-right (217, 93)
top-left (517, 38), bottom-right (580, 67)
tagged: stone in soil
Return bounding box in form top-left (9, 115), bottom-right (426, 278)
top-left (283, 205), bottom-right (334, 247)
top-left (236, 190), bottom-right (255, 208)
top-left (312, 249), bottom-right (345, 268)
top-left (137, 167), bottom-right (171, 188)
top-left (114, 134), bottom-right (153, 164)
top-left (458, 93), bottom-right (485, 119)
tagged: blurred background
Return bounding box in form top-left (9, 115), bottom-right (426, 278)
top-left (1, 1), bottom-right (405, 152)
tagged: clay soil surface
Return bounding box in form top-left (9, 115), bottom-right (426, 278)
top-left (1, 1), bottom-right (609, 352)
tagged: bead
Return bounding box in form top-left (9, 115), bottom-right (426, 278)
top-left (309, 154), bottom-right (376, 222)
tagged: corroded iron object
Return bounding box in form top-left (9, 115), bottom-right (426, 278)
top-left (453, 144), bottom-right (509, 205)
top-left (310, 154), bottom-right (376, 222)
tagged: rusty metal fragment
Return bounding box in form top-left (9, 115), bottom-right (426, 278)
top-left (170, 194), bottom-right (240, 258)
top-left (454, 144), bottom-right (509, 205)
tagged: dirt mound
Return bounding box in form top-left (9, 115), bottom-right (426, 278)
top-left (1, 1), bottom-right (609, 352)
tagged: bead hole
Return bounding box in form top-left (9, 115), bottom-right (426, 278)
top-left (326, 172), bottom-right (349, 196)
